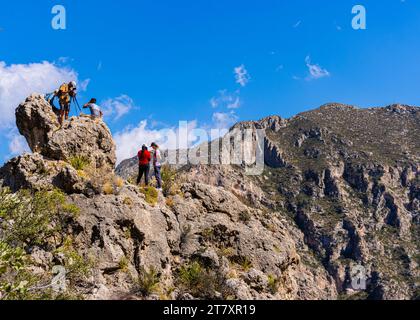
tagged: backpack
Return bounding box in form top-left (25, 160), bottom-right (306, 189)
top-left (56, 83), bottom-right (72, 104)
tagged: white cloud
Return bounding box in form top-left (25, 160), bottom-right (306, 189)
top-left (0, 60), bottom-right (86, 128)
top-left (210, 90), bottom-right (241, 109)
top-left (80, 79), bottom-right (91, 92)
top-left (101, 95), bottom-right (137, 121)
top-left (113, 120), bottom-right (200, 164)
top-left (57, 56), bottom-right (71, 64)
top-left (114, 121), bottom-right (169, 163)
top-left (234, 65), bottom-right (250, 87)
top-left (212, 111), bottom-right (238, 130)
top-left (7, 130), bottom-right (30, 157)
top-left (305, 56), bottom-right (330, 80)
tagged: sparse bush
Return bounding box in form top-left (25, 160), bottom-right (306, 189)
top-left (83, 164), bottom-right (115, 192)
top-left (127, 175), bottom-right (137, 186)
top-left (102, 182), bottom-right (114, 195)
top-left (69, 156), bottom-right (90, 171)
top-left (161, 165), bottom-right (178, 196)
top-left (177, 261), bottom-right (232, 299)
top-left (136, 267), bottom-right (160, 297)
top-left (118, 257), bottom-right (129, 272)
top-left (55, 237), bottom-right (94, 282)
top-left (239, 211), bottom-right (251, 222)
top-left (123, 197), bottom-right (133, 206)
top-left (178, 261), bottom-right (203, 289)
top-left (123, 228), bottom-right (132, 239)
top-left (102, 176), bottom-right (125, 195)
top-left (180, 225), bottom-right (194, 248)
top-left (231, 256), bottom-right (253, 272)
top-left (114, 176), bottom-right (124, 188)
top-left (140, 186), bottom-right (159, 206)
top-left (218, 247), bottom-right (235, 258)
top-left (267, 274), bottom-right (281, 294)
top-left (165, 197), bottom-right (175, 208)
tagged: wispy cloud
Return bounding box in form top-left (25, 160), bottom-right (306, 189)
top-left (305, 56), bottom-right (330, 80)
top-left (80, 78), bottom-right (91, 92)
top-left (210, 90), bottom-right (241, 109)
top-left (275, 65), bottom-right (284, 72)
top-left (293, 20), bottom-right (302, 28)
top-left (234, 65), bottom-right (250, 87)
top-left (212, 111), bottom-right (238, 130)
top-left (101, 94), bottom-right (137, 120)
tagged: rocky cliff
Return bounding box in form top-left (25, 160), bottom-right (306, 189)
top-left (0, 96), bottom-right (418, 300)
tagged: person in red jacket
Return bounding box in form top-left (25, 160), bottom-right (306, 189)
top-left (137, 145), bottom-right (151, 185)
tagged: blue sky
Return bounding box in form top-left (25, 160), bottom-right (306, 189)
top-left (0, 0), bottom-right (419, 163)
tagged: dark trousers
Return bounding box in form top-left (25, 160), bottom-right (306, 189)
top-left (154, 166), bottom-right (162, 189)
top-left (137, 165), bottom-right (150, 185)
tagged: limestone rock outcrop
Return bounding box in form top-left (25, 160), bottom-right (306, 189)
top-left (15, 94), bottom-right (116, 169)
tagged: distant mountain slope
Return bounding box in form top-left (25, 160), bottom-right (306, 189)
top-left (172, 103), bottom-right (419, 299)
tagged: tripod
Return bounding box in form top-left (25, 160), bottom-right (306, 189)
top-left (71, 96), bottom-right (83, 115)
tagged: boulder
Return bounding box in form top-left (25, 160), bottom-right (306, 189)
top-left (15, 94), bottom-right (116, 169)
top-left (0, 153), bottom-right (85, 194)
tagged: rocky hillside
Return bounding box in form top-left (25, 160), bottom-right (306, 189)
top-left (0, 96), bottom-right (418, 300)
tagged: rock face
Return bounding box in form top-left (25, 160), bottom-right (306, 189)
top-left (117, 103), bottom-right (420, 300)
top-left (1, 97), bottom-right (419, 300)
top-left (16, 94), bottom-right (116, 169)
top-left (65, 182), bottom-right (336, 300)
top-left (0, 94), bottom-right (117, 194)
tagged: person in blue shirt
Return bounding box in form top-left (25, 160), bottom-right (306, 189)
top-left (83, 98), bottom-right (103, 119)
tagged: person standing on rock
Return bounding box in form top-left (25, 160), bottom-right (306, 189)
top-left (83, 98), bottom-right (104, 119)
top-left (137, 145), bottom-right (151, 186)
top-left (56, 81), bottom-right (77, 126)
top-left (151, 142), bottom-right (162, 190)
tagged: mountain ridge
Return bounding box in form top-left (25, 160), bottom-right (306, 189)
top-left (0, 96), bottom-right (418, 300)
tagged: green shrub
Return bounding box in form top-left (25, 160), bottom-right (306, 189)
top-left (140, 186), bottom-right (159, 206)
top-left (267, 274), bottom-right (281, 294)
top-left (69, 156), bottom-right (90, 171)
top-left (0, 188), bottom-right (80, 247)
top-left (177, 261), bottom-right (232, 299)
top-left (0, 241), bottom-right (28, 299)
top-left (54, 237), bottom-right (93, 282)
top-left (179, 261), bottom-right (201, 283)
top-left (136, 266), bottom-right (160, 297)
top-left (231, 256), bottom-right (253, 272)
top-left (239, 211), bottom-right (251, 222)
top-left (118, 257), bottom-right (129, 272)
top-left (0, 187), bottom-right (88, 300)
